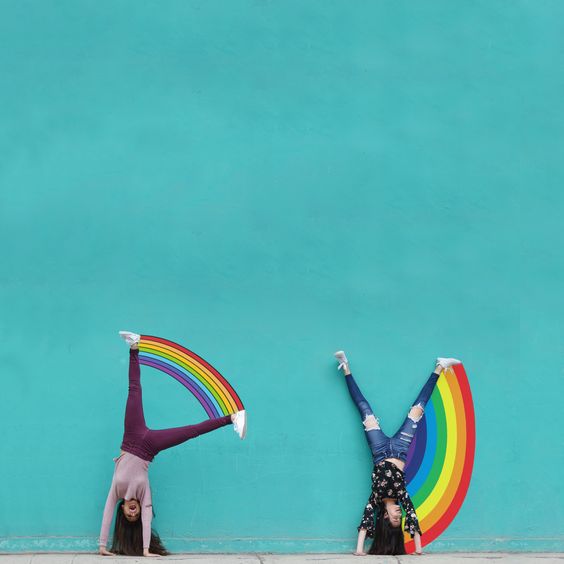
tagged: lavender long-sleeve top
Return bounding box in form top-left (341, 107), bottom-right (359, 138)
top-left (99, 452), bottom-right (153, 549)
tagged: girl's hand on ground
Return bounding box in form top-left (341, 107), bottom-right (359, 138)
top-left (99, 546), bottom-right (114, 556)
top-left (413, 531), bottom-right (423, 555)
top-left (143, 549), bottom-right (161, 557)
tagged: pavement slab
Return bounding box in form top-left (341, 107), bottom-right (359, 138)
top-left (1, 554), bottom-right (564, 564)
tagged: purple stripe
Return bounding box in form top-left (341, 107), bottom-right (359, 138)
top-left (406, 434), bottom-right (417, 468)
top-left (405, 414), bottom-right (427, 484)
top-left (141, 357), bottom-right (217, 418)
top-left (140, 356), bottom-right (218, 419)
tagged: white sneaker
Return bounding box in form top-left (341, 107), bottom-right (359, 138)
top-left (233, 410), bottom-right (247, 440)
top-left (334, 350), bottom-right (349, 371)
top-left (436, 357), bottom-right (462, 370)
top-left (119, 331), bottom-right (141, 347)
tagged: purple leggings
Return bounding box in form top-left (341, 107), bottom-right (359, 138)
top-left (120, 349), bottom-right (232, 462)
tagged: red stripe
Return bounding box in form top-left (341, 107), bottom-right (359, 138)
top-left (420, 364), bottom-right (475, 547)
top-left (142, 335), bottom-right (244, 410)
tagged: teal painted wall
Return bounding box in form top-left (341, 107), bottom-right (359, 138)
top-left (1, 0), bottom-right (563, 553)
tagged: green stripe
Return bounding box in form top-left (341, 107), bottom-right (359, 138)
top-left (412, 385), bottom-right (447, 507)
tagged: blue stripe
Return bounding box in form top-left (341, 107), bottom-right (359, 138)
top-left (407, 396), bottom-right (437, 495)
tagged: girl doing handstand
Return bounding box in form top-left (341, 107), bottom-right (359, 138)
top-left (334, 350), bottom-right (461, 556)
top-left (99, 331), bottom-right (247, 557)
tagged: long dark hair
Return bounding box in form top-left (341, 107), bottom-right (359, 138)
top-left (110, 500), bottom-right (169, 556)
top-left (368, 503), bottom-right (406, 555)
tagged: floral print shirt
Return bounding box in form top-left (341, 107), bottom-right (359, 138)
top-left (358, 460), bottom-right (422, 538)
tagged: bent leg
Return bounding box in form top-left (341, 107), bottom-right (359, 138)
top-left (344, 373), bottom-right (388, 455)
top-left (393, 369), bottom-right (441, 448)
top-left (146, 415), bottom-right (232, 455)
top-left (123, 348), bottom-right (147, 434)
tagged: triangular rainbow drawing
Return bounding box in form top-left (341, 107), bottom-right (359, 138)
top-left (138, 335), bottom-right (244, 418)
top-left (403, 364), bottom-right (475, 553)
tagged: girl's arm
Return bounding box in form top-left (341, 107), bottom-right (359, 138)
top-left (355, 491), bottom-right (377, 555)
top-left (99, 485), bottom-right (118, 553)
top-left (398, 489), bottom-right (422, 538)
top-left (413, 531), bottom-right (422, 554)
top-left (141, 486), bottom-right (153, 551)
top-left (355, 528), bottom-right (367, 556)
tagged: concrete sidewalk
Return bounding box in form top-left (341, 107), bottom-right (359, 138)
top-left (1, 555), bottom-right (563, 563)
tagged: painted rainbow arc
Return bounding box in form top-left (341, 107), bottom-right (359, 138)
top-left (138, 335), bottom-right (244, 419)
top-left (403, 364), bottom-right (475, 553)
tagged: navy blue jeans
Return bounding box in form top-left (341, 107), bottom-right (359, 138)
top-left (345, 372), bottom-right (439, 464)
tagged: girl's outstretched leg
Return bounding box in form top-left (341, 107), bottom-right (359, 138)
top-left (119, 330), bottom-right (151, 456)
top-left (121, 334), bottom-right (146, 435)
top-left (146, 415), bottom-right (233, 455)
top-left (334, 351), bottom-right (388, 457)
top-left (407, 357), bottom-right (462, 419)
top-left (393, 357), bottom-right (461, 449)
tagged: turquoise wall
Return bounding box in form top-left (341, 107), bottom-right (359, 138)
top-left (1, 0), bottom-right (563, 553)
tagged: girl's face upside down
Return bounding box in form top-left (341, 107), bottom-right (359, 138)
top-left (122, 499), bottom-right (140, 522)
top-left (384, 503), bottom-right (402, 527)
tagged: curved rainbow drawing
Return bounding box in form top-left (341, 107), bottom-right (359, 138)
top-left (138, 335), bottom-right (244, 419)
top-left (403, 364), bottom-right (475, 553)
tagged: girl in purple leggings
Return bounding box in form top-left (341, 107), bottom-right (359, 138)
top-left (99, 331), bottom-right (247, 557)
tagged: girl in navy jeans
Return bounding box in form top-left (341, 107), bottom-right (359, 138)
top-left (334, 351), bottom-right (461, 556)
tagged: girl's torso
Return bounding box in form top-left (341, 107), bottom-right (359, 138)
top-left (375, 459), bottom-right (406, 504)
top-left (384, 457), bottom-right (405, 472)
top-left (113, 451), bottom-right (150, 502)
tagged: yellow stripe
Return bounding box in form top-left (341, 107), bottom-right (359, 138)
top-left (415, 374), bottom-right (458, 524)
top-left (141, 341), bottom-right (236, 413)
top-left (139, 340), bottom-right (237, 413)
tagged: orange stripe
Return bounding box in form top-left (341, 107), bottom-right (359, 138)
top-left (418, 372), bottom-right (467, 538)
